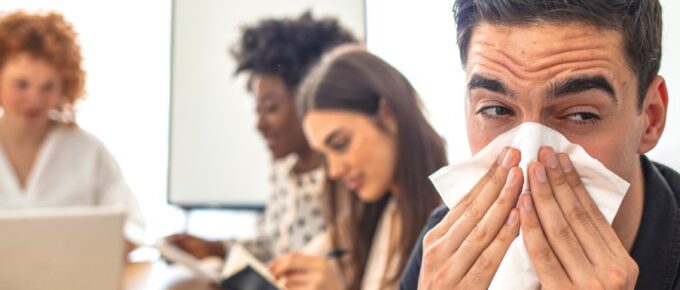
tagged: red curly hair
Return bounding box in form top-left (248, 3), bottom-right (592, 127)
top-left (0, 11), bottom-right (85, 107)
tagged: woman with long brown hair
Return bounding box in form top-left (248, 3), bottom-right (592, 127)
top-left (268, 44), bottom-right (447, 290)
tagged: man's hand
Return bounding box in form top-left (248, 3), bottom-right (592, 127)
top-left (520, 147), bottom-right (639, 289)
top-left (268, 252), bottom-right (342, 290)
top-left (418, 148), bottom-right (523, 289)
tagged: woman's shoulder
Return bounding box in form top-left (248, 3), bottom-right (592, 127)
top-left (51, 124), bottom-right (109, 153)
top-left (272, 154), bottom-right (298, 171)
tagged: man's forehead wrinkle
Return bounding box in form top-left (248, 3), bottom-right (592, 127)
top-left (471, 50), bottom-right (616, 85)
top-left (470, 52), bottom-right (531, 83)
top-left (523, 50), bottom-right (614, 75)
top-left (470, 24), bottom-right (620, 63)
top-left (473, 34), bottom-right (612, 62)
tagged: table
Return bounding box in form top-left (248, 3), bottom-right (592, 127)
top-left (123, 260), bottom-right (220, 290)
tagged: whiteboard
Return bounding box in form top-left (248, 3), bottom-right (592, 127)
top-left (169, 0), bottom-right (365, 208)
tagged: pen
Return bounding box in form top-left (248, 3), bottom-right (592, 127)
top-left (325, 248), bottom-right (348, 259)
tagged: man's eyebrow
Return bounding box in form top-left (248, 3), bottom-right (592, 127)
top-left (546, 75), bottom-right (618, 104)
top-left (468, 74), bottom-right (516, 99)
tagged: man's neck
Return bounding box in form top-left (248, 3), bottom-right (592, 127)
top-left (612, 157), bottom-right (645, 252)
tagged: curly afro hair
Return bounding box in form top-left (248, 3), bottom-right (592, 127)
top-left (0, 11), bottom-right (85, 106)
top-left (231, 12), bottom-right (357, 91)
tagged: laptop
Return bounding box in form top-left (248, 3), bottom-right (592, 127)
top-left (0, 206), bottom-right (125, 290)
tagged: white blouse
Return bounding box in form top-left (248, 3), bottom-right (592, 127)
top-left (317, 198), bottom-right (400, 290)
top-left (361, 199), bottom-right (400, 290)
top-left (0, 125), bottom-right (145, 239)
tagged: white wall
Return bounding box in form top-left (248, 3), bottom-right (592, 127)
top-left (652, 0), bottom-right (680, 168)
top-left (366, 0), bottom-right (467, 163)
top-left (366, 0), bottom-right (680, 170)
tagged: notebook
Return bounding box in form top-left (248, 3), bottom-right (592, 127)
top-left (220, 244), bottom-right (281, 290)
top-left (155, 241), bottom-right (281, 289)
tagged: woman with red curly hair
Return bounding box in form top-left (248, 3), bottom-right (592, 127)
top-left (0, 11), bottom-right (144, 251)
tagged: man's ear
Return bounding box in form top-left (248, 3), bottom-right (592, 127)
top-left (638, 76), bottom-right (669, 154)
top-left (0, 70), bottom-right (3, 107)
top-left (376, 98), bottom-right (397, 135)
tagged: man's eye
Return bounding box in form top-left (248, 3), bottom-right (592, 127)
top-left (478, 105), bottom-right (513, 119)
top-left (565, 112), bottom-right (601, 125)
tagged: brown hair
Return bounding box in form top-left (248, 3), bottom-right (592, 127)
top-left (298, 45), bottom-right (447, 290)
top-left (0, 11), bottom-right (85, 115)
top-left (453, 0), bottom-right (662, 109)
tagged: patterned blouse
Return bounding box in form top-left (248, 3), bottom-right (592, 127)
top-left (227, 154), bottom-right (327, 261)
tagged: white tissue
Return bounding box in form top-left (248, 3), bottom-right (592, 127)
top-left (429, 122), bottom-right (629, 290)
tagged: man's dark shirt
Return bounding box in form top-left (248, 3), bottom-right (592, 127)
top-left (400, 156), bottom-right (680, 289)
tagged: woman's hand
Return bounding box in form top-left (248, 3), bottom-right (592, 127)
top-left (164, 233), bottom-right (226, 259)
top-left (268, 252), bottom-right (342, 290)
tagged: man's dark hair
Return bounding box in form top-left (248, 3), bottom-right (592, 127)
top-left (231, 12), bottom-right (356, 91)
top-left (453, 0), bottom-right (662, 108)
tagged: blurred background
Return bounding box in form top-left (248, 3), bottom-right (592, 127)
top-left (1, 0), bottom-right (677, 246)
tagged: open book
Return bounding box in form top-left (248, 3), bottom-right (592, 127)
top-left (154, 240), bottom-right (282, 290)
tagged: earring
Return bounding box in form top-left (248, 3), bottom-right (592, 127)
top-left (48, 98), bottom-right (76, 123)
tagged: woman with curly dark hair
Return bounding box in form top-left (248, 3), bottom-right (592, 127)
top-left (165, 12), bottom-right (357, 263)
top-left (0, 11), bottom-right (144, 252)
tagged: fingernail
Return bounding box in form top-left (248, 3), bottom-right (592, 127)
top-left (534, 164), bottom-right (548, 183)
top-left (558, 154), bottom-right (573, 173)
top-left (502, 149), bottom-right (515, 168)
top-left (523, 194), bottom-right (534, 211)
top-left (497, 147), bottom-right (509, 165)
top-left (506, 210), bottom-right (518, 225)
top-left (543, 148), bottom-right (558, 169)
top-left (506, 168), bottom-right (517, 186)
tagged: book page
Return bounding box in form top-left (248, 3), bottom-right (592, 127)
top-left (154, 239), bottom-right (221, 283)
top-left (222, 244), bottom-right (282, 287)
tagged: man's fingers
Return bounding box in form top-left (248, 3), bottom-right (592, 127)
top-left (427, 147), bottom-right (510, 240)
top-left (519, 194), bottom-right (571, 288)
top-left (459, 208), bottom-right (520, 288)
top-left (451, 167), bottom-right (523, 279)
top-left (539, 148), bottom-right (610, 264)
top-left (528, 161), bottom-right (592, 277)
top-left (435, 148), bottom-right (520, 256)
top-left (557, 153), bottom-right (626, 255)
